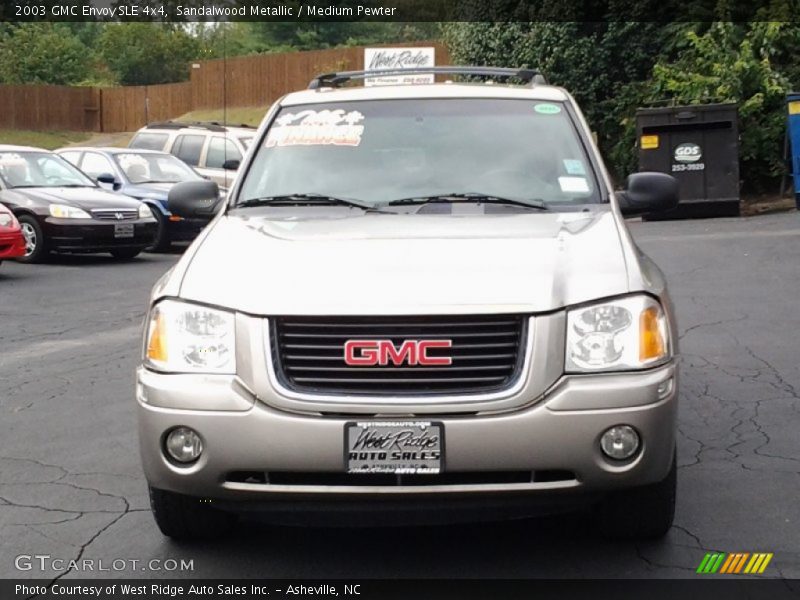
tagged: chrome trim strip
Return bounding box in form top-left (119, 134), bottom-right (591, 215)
top-left (222, 478), bottom-right (580, 495)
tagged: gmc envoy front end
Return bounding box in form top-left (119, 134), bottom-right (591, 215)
top-left (136, 67), bottom-right (680, 540)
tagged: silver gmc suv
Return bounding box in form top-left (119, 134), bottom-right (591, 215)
top-left (137, 67), bottom-right (680, 540)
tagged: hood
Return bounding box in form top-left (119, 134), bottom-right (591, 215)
top-left (121, 182), bottom-right (173, 201)
top-left (12, 186), bottom-right (143, 210)
top-left (177, 209), bottom-right (630, 315)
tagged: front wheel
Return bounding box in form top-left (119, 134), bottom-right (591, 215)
top-left (149, 487), bottom-right (236, 540)
top-left (146, 206), bottom-right (172, 253)
top-left (110, 248), bottom-right (141, 260)
top-left (17, 214), bottom-right (48, 263)
top-left (595, 450), bottom-right (677, 540)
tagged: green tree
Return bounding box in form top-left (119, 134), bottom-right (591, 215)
top-left (246, 20), bottom-right (438, 53)
top-left (0, 23), bottom-right (91, 85)
top-left (647, 21), bottom-right (792, 191)
top-left (97, 23), bottom-right (201, 85)
top-left (442, 21), bottom-right (671, 179)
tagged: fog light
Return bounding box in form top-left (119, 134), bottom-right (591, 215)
top-left (657, 377), bottom-right (674, 399)
top-left (600, 425), bottom-right (640, 460)
top-left (165, 427), bottom-right (203, 463)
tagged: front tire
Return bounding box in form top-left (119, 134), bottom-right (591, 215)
top-left (595, 450), bottom-right (677, 540)
top-left (110, 248), bottom-right (141, 260)
top-left (147, 207), bottom-right (172, 253)
top-left (17, 215), bottom-right (48, 263)
top-left (149, 487), bottom-right (236, 540)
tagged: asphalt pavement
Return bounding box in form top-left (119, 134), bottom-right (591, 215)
top-left (1, 212), bottom-right (799, 581)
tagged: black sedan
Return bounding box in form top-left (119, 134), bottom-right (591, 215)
top-left (0, 146), bottom-right (157, 263)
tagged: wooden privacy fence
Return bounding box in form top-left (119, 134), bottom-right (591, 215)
top-left (0, 42), bottom-right (448, 134)
top-left (100, 82), bottom-right (192, 133)
top-left (0, 85), bottom-right (100, 131)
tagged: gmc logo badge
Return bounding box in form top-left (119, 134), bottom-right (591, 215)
top-left (344, 339), bottom-right (453, 367)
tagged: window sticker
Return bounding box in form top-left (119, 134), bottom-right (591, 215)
top-left (117, 153), bottom-right (149, 171)
top-left (558, 176), bottom-right (590, 194)
top-left (533, 103), bottom-right (561, 115)
top-left (562, 159), bottom-right (586, 175)
top-left (266, 109), bottom-right (365, 148)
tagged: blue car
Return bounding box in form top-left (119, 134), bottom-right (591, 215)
top-left (56, 147), bottom-right (213, 251)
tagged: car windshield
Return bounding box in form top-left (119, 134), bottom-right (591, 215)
top-left (237, 98), bottom-right (601, 208)
top-left (113, 152), bottom-right (201, 184)
top-left (0, 151), bottom-right (95, 189)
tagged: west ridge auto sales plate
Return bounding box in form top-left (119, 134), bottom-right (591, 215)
top-left (345, 421), bottom-right (444, 474)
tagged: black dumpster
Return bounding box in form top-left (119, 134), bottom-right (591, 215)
top-left (636, 103), bottom-right (739, 216)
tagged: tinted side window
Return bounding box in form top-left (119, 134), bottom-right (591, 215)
top-left (80, 153), bottom-right (115, 178)
top-left (172, 135), bottom-right (205, 167)
top-left (205, 137), bottom-right (242, 169)
top-left (130, 132), bottom-right (169, 151)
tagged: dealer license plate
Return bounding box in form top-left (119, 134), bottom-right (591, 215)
top-left (114, 223), bottom-right (134, 238)
top-left (345, 421), bottom-right (444, 474)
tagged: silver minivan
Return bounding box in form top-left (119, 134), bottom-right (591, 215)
top-left (137, 67), bottom-right (680, 541)
top-left (129, 121), bottom-right (254, 190)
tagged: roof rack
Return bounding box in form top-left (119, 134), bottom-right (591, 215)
top-left (308, 66), bottom-right (547, 90)
top-left (144, 120), bottom-right (255, 132)
top-left (146, 120), bottom-right (226, 132)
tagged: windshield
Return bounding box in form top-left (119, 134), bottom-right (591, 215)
top-left (0, 152), bottom-right (95, 189)
top-left (113, 152), bottom-right (201, 184)
top-left (237, 98), bottom-right (601, 208)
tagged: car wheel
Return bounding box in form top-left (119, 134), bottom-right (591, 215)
top-left (110, 248), bottom-right (141, 260)
top-left (149, 486), bottom-right (236, 540)
top-left (595, 449), bottom-right (677, 540)
top-left (17, 215), bottom-right (48, 263)
top-left (147, 207), bottom-right (172, 253)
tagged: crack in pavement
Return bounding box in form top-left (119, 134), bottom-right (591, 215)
top-left (0, 454), bottom-right (152, 593)
top-left (678, 313), bottom-right (748, 341)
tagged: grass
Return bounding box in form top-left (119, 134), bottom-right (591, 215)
top-left (177, 106), bottom-right (268, 128)
top-left (0, 129), bottom-right (92, 150)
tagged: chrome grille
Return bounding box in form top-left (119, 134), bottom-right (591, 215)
top-left (90, 208), bottom-right (139, 221)
top-left (272, 315), bottom-right (527, 396)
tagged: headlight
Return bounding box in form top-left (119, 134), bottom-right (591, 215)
top-left (49, 204), bottom-right (91, 219)
top-left (144, 299), bottom-right (236, 374)
top-left (138, 203), bottom-right (153, 219)
top-left (566, 295), bottom-right (670, 372)
top-left (0, 212), bottom-right (15, 228)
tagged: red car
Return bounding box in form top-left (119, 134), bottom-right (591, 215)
top-left (0, 202), bottom-right (26, 266)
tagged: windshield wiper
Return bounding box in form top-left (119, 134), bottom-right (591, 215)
top-left (387, 193), bottom-right (549, 210)
top-left (237, 193), bottom-right (378, 211)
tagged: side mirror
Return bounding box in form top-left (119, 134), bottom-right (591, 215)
top-left (222, 159), bottom-right (240, 171)
top-left (96, 173), bottom-right (119, 189)
top-left (617, 172), bottom-right (679, 216)
top-left (168, 180), bottom-right (221, 220)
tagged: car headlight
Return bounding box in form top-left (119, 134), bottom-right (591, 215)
top-left (49, 204), bottom-right (91, 219)
top-left (138, 203), bottom-right (153, 219)
top-left (566, 295), bottom-right (670, 372)
top-left (144, 299), bottom-right (236, 374)
top-left (0, 212), bottom-right (16, 228)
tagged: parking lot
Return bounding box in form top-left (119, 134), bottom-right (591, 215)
top-left (1, 212), bottom-right (799, 581)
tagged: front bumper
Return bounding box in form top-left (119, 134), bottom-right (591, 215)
top-left (44, 217), bottom-right (157, 252)
top-left (0, 230), bottom-right (26, 259)
top-left (167, 216), bottom-right (206, 242)
top-left (137, 363), bottom-right (678, 512)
